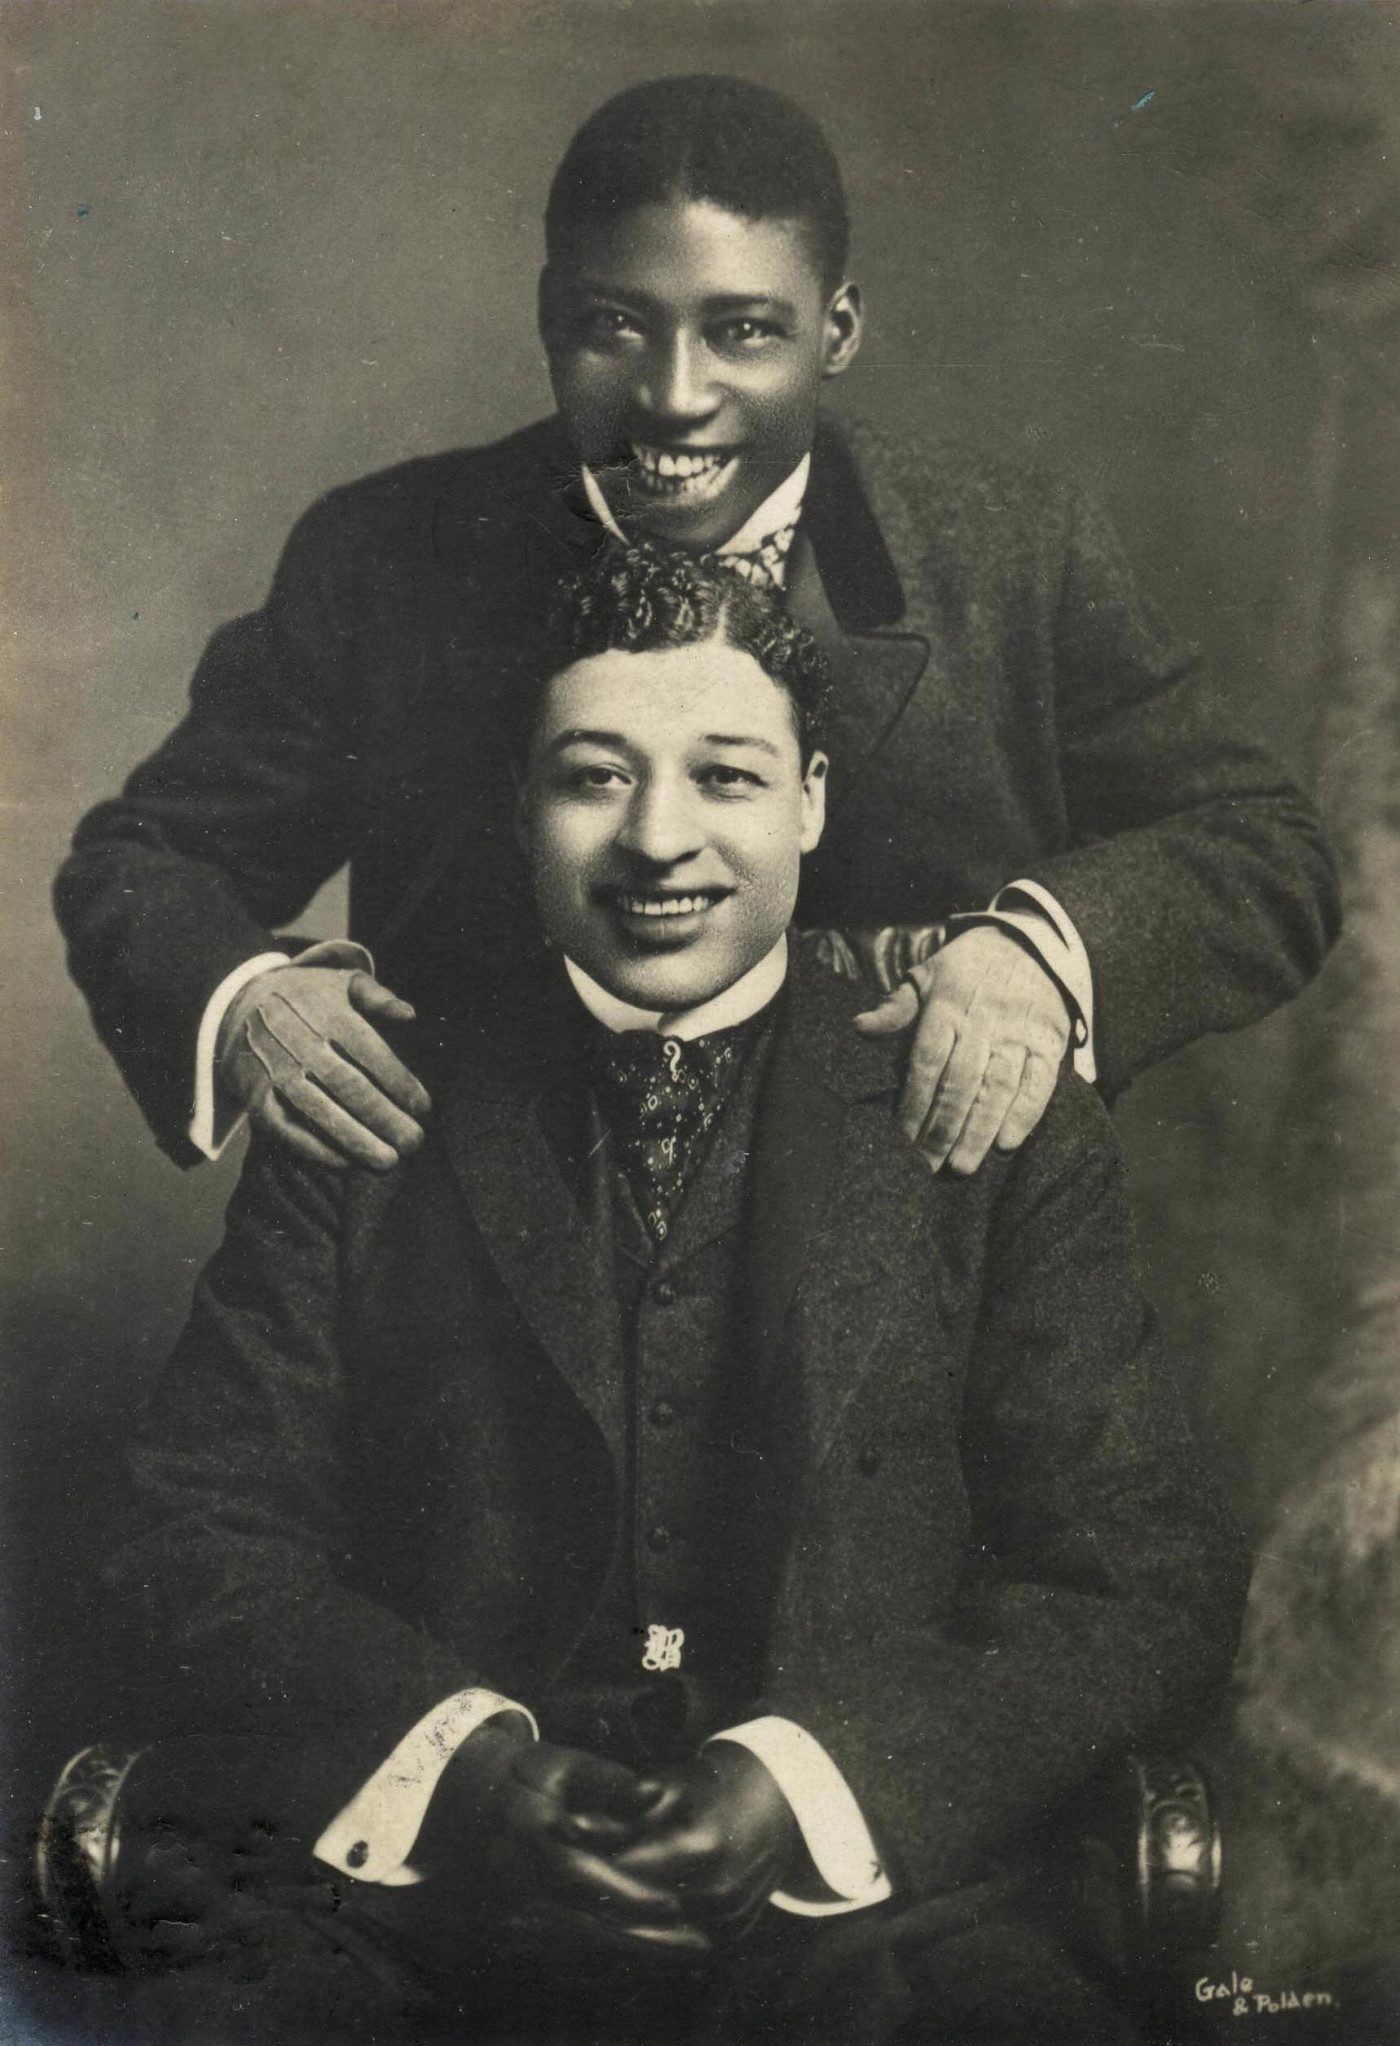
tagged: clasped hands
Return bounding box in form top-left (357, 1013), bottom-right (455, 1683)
top-left (417, 1722), bottom-right (798, 1960)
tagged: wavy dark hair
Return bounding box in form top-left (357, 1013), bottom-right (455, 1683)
top-left (545, 75), bottom-right (850, 295)
top-left (511, 545), bottom-right (830, 764)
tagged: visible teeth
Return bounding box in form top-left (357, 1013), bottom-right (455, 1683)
top-left (630, 444), bottom-right (731, 493)
top-left (619, 894), bottom-right (712, 917)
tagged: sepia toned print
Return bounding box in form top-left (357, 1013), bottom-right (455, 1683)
top-left (5, 4), bottom-right (1399, 2040)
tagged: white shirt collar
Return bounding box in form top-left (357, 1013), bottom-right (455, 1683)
top-left (579, 455), bottom-right (811, 566)
top-left (563, 932), bottom-right (788, 1041)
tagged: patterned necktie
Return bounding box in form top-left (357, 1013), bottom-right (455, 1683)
top-left (707, 520), bottom-right (799, 592)
top-left (594, 1027), bottom-right (750, 1246)
top-left (596, 521), bottom-right (798, 596)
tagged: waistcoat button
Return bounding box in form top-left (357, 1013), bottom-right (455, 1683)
top-left (646, 1524), bottom-right (671, 1552)
top-left (649, 1399), bottom-right (677, 1428)
top-left (858, 1445), bottom-right (883, 1476)
top-left (654, 1280), bottom-right (677, 1306)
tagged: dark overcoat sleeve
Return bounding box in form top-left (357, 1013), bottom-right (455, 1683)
top-left (1017, 485), bottom-right (1339, 1095)
top-left (53, 492), bottom-right (367, 1164)
top-left (756, 1079), bottom-right (1248, 1899)
top-left (101, 1136), bottom-right (482, 1847)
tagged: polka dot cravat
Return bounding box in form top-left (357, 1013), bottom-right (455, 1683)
top-left (594, 1027), bottom-right (751, 1246)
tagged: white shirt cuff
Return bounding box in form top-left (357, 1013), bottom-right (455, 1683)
top-left (706, 1717), bottom-right (892, 1918)
top-left (313, 1688), bottom-right (538, 1887)
top-left (985, 880), bottom-right (1097, 1084)
top-left (188, 939), bottom-right (376, 1158)
top-left (189, 952), bottom-right (292, 1158)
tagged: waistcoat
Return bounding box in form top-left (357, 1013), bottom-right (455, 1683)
top-left (540, 1014), bottom-right (780, 1764)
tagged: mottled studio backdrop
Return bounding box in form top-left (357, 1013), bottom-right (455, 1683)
top-left (4, 0), bottom-right (1400, 2000)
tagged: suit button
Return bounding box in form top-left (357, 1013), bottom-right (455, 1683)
top-left (654, 1280), bottom-right (677, 1306)
top-left (858, 1446), bottom-right (883, 1476)
top-left (646, 1524), bottom-right (671, 1552)
top-left (649, 1399), bottom-right (677, 1428)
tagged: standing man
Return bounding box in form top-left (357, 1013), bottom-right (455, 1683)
top-left (55, 74), bottom-right (1338, 1175)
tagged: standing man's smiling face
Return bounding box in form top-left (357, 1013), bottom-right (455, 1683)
top-left (521, 640), bottom-right (827, 1012)
top-left (540, 197), bottom-right (862, 551)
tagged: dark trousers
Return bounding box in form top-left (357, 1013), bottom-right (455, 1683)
top-left (92, 1854), bottom-right (1143, 2046)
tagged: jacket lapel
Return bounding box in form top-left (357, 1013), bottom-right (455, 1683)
top-left (436, 946), bottom-right (928, 1519)
top-left (789, 419), bottom-right (934, 801)
top-left (747, 952), bottom-right (919, 1472)
top-left (437, 964), bottom-right (626, 1469)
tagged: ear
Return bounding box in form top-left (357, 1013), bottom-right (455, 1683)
top-left (799, 750), bottom-right (828, 853)
top-left (821, 284), bottom-right (863, 380)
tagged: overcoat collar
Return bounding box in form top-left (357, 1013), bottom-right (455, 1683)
top-left (436, 944), bottom-right (908, 1467)
top-left (801, 414), bottom-right (907, 632)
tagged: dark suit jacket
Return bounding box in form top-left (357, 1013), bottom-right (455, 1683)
top-left (105, 944), bottom-right (1246, 1901)
top-left (55, 413), bottom-right (1339, 1162)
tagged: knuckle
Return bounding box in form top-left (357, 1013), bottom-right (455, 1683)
top-left (1024, 1064), bottom-right (1058, 1105)
top-left (904, 1060), bottom-right (943, 1101)
top-left (912, 978), bottom-right (952, 1019)
top-left (909, 1031), bottom-right (955, 1080)
top-left (933, 1073), bottom-right (977, 1113)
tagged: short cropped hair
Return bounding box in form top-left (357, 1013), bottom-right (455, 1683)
top-left (545, 75), bottom-right (850, 295)
top-left (513, 546), bottom-right (831, 765)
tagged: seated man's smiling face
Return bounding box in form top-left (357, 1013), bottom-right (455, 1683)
top-left (521, 640), bottom-right (827, 1012)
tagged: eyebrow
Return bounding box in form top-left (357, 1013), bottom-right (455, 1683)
top-left (572, 279), bottom-right (799, 321)
top-left (543, 728), bottom-right (631, 756)
top-left (542, 729), bottom-right (785, 759)
top-left (701, 733), bottom-right (784, 757)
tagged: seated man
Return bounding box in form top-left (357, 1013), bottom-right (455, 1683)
top-left (91, 549), bottom-right (1245, 2045)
